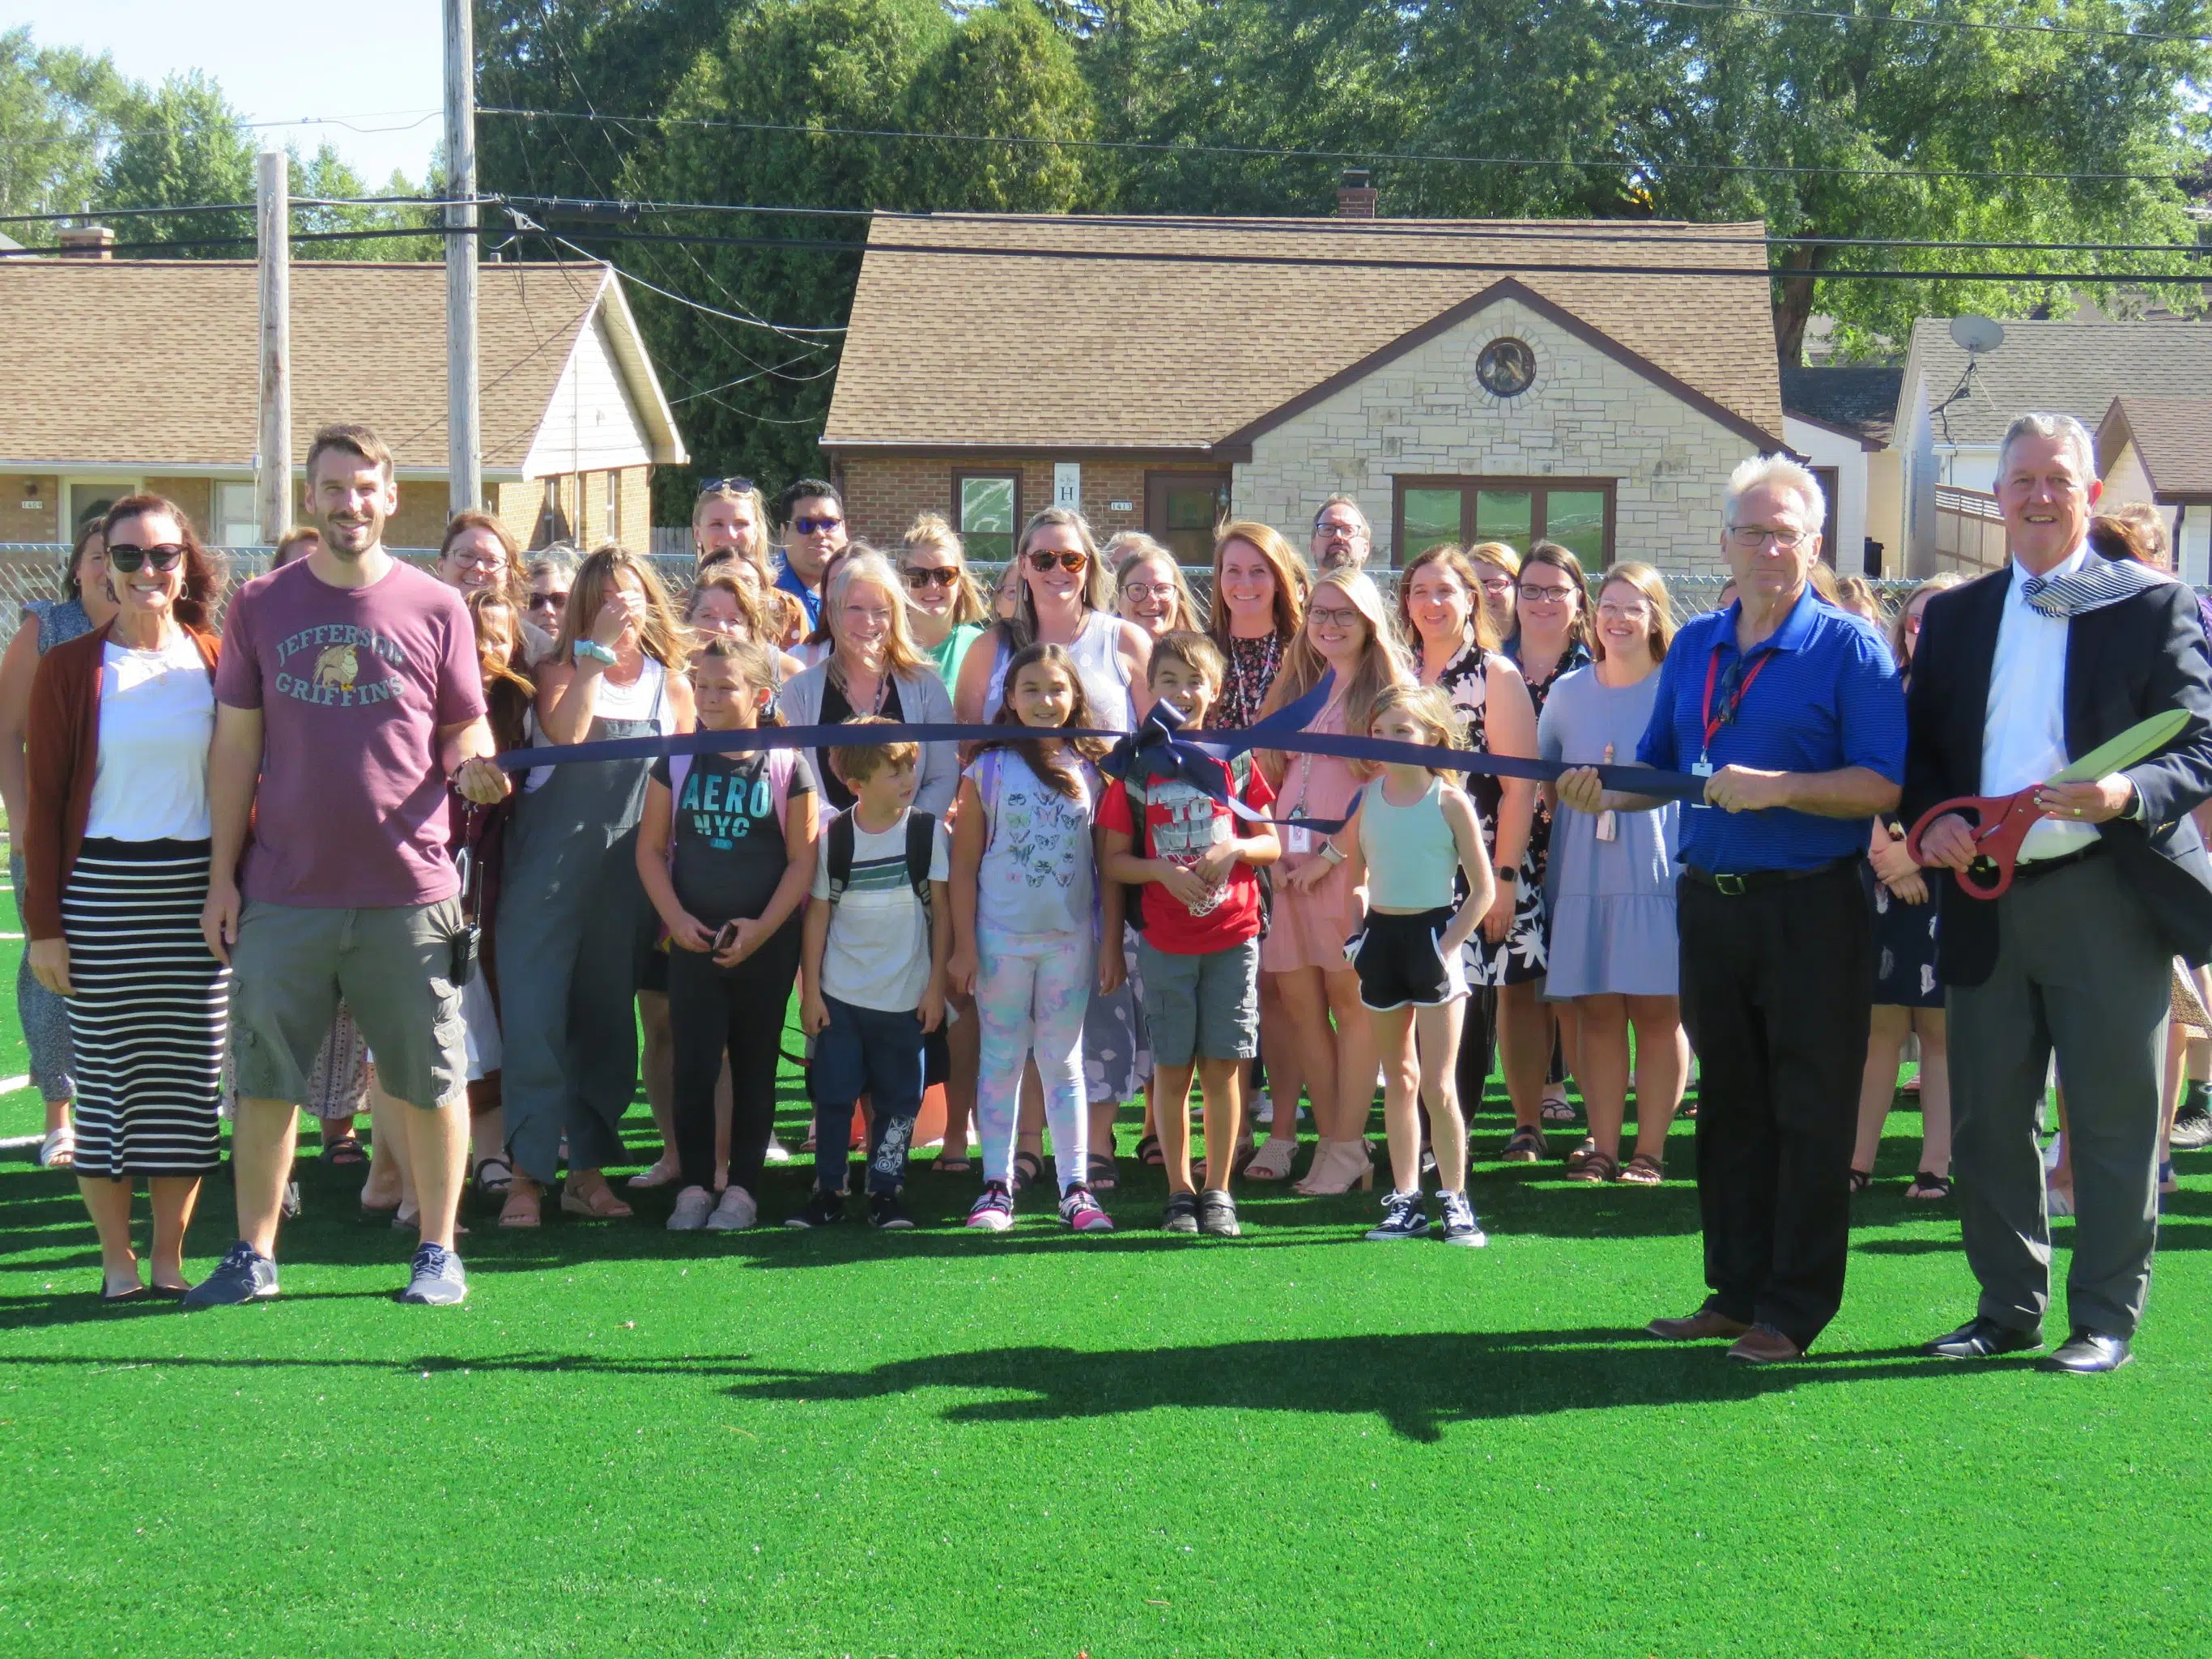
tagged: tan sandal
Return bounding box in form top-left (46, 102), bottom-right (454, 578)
top-left (1567, 1149), bottom-right (1619, 1184)
top-left (560, 1181), bottom-right (633, 1220)
top-left (1619, 1151), bottom-right (1665, 1185)
top-left (498, 1183), bottom-right (543, 1228)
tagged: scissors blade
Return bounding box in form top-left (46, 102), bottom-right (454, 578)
top-left (2046, 708), bottom-right (2193, 785)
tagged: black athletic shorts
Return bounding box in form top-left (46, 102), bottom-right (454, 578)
top-left (1346, 906), bottom-right (1465, 1011)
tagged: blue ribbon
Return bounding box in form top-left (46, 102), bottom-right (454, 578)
top-left (491, 670), bottom-right (1711, 806)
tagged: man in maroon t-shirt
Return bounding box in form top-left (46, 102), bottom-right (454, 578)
top-left (186, 423), bottom-right (510, 1311)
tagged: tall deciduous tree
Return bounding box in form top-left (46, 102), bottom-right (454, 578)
top-left (98, 71), bottom-right (257, 253)
top-left (0, 28), bottom-right (121, 236)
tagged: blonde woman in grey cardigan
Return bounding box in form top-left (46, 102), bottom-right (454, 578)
top-left (777, 548), bottom-right (958, 818)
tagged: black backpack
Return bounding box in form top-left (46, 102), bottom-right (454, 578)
top-left (824, 808), bottom-right (938, 923)
top-left (1121, 755), bottom-right (1270, 939)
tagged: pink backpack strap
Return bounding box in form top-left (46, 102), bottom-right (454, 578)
top-left (768, 746), bottom-right (795, 828)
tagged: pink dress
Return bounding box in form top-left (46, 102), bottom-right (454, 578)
top-left (1260, 693), bottom-right (1367, 974)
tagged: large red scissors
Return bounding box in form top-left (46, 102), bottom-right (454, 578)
top-left (1904, 708), bottom-right (2191, 900)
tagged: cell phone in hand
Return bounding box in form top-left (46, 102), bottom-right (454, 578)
top-left (713, 920), bottom-right (741, 954)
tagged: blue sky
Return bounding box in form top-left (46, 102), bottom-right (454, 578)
top-left (19, 0), bottom-right (447, 185)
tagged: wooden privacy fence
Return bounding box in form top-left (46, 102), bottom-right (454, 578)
top-left (1933, 486), bottom-right (2008, 576)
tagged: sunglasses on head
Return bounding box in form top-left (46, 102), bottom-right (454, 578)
top-left (697, 476), bottom-right (755, 496)
top-left (1026, 551), bottom-right (1087, 573)
top-left (903, 567), bottom-right (959, 591)
top-left (793, 515), bottom-right (842, 536)
top-left (107, 543), bottom-right (185, 573)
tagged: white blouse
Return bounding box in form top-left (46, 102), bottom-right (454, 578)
top-left (85, 634), bottom-right (215, 841)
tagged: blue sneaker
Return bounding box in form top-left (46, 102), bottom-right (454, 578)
top-left (398, 1243), bottom-right (468, 1306)
top-left (1437, 1189), bottom-right (1489, 1249)
top-left (181, 1240), bottom-right (279, 1308)
top-left (1364, 1189), bottom-right (1429, 1241)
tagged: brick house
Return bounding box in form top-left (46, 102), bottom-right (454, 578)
top-left (823, 211), bottom-right (1785, 572)
top-left (0, 253), bottom-right (684, 551)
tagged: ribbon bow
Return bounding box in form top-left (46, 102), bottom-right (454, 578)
top-left (1099, 672), bottom-right (1343, 828)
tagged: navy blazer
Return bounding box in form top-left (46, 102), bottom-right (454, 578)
top-left (1902, 559), bottom-right (2212, 987)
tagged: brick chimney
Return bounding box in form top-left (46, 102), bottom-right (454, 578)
top-left (57, 225), bottom-right (115, 260)
top-left (1336, 168), bottom-right (1378, 219)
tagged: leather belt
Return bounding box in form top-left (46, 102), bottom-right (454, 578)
top-left (2010, 840), bottom-right (2105, 883)
top-left (1681, 855), bottom-right (1857, 897)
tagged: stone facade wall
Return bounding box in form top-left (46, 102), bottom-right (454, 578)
top-left (1233, 296), bottom-right (1767, 572)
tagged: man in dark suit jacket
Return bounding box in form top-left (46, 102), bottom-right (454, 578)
top-left (1904, 413), bottom-right (2212, 1373)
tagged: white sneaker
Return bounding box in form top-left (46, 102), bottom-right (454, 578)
top-left (704, 1187), bottom-right (759, 1231)
top-left (667, 1186), bottom-right (716, 1231)
top-left (761, 1138), bottom-right (793, 1165)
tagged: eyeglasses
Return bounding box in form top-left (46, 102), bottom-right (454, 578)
top-left (1313, 521), bottom-right (1368, 540)
top-left (697, 476), bottom-right (755, 496)
top-left (1725, 525), bottom-right (1808, 551)
top-left (793, 515), bottom-right (843, 536)
top-left (107, 543), bottom-right (185, 573)
top-left (903, 567), bottom-right (959, 591)
top-left (527, 589), bottom-right (568, 614)
top-left (1027, 551), bottom-right (1088, 573)
top-left (1519, 584), bottom-right (1577, 603)
top-left (1478, 575), bottom-right (1516, 593)
top-left (1308, 606), bottom-right (1361, 629)
top-left (1595, 601), bottom-right (1650, 620)
top-left (1121, 581), bottom-right (1174, 602)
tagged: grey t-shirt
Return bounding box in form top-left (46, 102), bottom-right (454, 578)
top-left (651, 750), bottom-right (816, 927)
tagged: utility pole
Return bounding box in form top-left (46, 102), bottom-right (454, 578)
top-left (254, 148), bottom-right (291, 545)
top-left (445, 0), bottom-right (481, 515)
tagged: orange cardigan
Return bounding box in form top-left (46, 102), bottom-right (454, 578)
top-left (21, 621), bottom-right (221, 942)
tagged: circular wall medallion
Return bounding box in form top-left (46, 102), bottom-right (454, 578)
top-left (1475, 336), bottom-right (1538, 399)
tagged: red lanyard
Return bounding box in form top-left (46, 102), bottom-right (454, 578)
top-left (1699, 646), bottom-right (1772, 757)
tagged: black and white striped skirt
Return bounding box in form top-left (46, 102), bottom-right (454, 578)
top-left (59, 838), bottom-right (228, 1179)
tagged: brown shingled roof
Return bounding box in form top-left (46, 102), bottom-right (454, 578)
top-left (2098, 394), bottom-right (2212, 500)
top-left (0, 258), bottom-right (660, 473)
top-left (824, 214), bottom-right (1784, 453)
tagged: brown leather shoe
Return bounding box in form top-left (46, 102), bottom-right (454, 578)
top-left (1644, 1308), bottom-right (1753, 1342)
top-left (1726, 1324), bottom-right (1804, 1364)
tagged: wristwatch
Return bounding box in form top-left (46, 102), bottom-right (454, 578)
top-left (573, 638), bottom-right (619, 667)
top-left (1495, 863), bottom-right (1519, 883)
top-left (1320, 840), bottom-right (1347, 866)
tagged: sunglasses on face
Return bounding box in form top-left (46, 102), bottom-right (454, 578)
top-left (527, 590), bottom-right (568, 613)
top-left (107, 543), bottom-right (185, 573)
top-left (1027, 551), bottom-right (1087, 573)
top-left (903, 567), bottom-right (959, 591)
top-left (793, 516), bottom-right (842, 536)
top-left (697, 476), bottom-right (755, 496)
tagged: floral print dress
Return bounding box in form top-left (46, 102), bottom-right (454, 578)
top-left (1431, 640), bottom-right (1548, 987)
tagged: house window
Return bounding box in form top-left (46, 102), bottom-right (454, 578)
top-left (954, 472), bottom-right (1019, 563)
top-left (1144, 470), bottom-right (1231, 565)
top-left (215, 481), bottom-right (260, 547)
top-left (1808, 466), bottom-right (1840, 567)
top-left (1390, 476), bottom-right (1616, 568)
top-left (606, 470), bottom-right (621, 540)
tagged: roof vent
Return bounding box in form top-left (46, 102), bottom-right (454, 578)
top-left (57, 225), bottom-right (114, 260)
top-left (1336, 168), bottom-right (1377, 219)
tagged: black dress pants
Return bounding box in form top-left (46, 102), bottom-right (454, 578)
top-left (1676, 860), bottom-right (1870, 1350)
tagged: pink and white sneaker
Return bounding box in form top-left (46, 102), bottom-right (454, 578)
top-left (1058, 1185), bottom-right (1114, 1232)
top-left (966, 1180), bottom-right (1015, 1231)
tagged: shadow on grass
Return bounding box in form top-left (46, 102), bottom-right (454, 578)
top-left (0, 1328), bottom-right (1944, 1442)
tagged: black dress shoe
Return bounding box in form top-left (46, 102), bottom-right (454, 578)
top-left (2040, 1329), bottom-right (2133, 1374)
top-left (1924, 1317), bottom-right (2043, 1359)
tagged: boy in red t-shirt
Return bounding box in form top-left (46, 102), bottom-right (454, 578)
top-left (1099, 632), bottom-right (1280, 1237)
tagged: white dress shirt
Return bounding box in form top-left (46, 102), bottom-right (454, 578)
top-left (1982, 542), bottom-right (2097, 862)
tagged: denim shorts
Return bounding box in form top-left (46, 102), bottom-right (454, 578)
top-left (1138, 937), bottom-right (1260, 1067)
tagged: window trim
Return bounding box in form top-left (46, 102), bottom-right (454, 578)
top-left (1389, 474), bottom-right (1617, 568)
top-left (951, 469), bottom-right (1023, 559)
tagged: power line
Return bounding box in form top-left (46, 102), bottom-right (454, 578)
top-left (475, 104), bottom-right (2199, 185)
top-left (530, 227), bottom-right (845, 334)
top-left (0, 195), bottom-right (483, 228)
top-left (1639, 0), bottom-right (2212, 45)
top-left (0, 108), bottom-right (442, 152)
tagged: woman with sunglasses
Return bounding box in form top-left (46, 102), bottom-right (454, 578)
top-left (23, 496), bottom-right (225, 1300)
top-left (956, 508), bottom-right (1152, 1185)
top-left (1504, 541), bottom-right (1596, 1138)
top-left (899, 513), bottom-right (993, 691)
top-left (523, 548), bottom-right (577, 640)
top-left (0, 519), bottom-right (116, 1172)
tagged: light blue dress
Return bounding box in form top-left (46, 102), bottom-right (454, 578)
top-left (1536, 664), bottom-right (1680, 999)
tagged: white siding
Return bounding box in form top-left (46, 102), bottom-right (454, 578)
top-left (1782, 415), bottom-right (1868, 576)
top-left (521, 313), bottom-right (655, 480)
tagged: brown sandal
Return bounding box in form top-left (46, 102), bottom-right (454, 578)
top-left (498, 1183), bottom-right (543, 1228)
top-left (1500, 1125), bottom-right (1546, 1163)
top-left (1563, 1136), bottom-right (1599, 1173)
top-left (560, 1181), bottom-right (634, 1219)
top-left (1619, 1151), bottom-right (1665, 1185)
top-left (1567, 1149), bottom-right (1619, 1184)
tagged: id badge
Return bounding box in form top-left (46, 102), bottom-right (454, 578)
top-left (1285, 822), bottom-right (1313, 856)
top-left (1691, 758), bottom-right (1715, 778)
top-left (1595, 810), bottom-right (1619, 844)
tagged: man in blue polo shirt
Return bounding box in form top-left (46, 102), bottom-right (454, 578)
top-left (1560, 454), bottom-right (1904, 1363)
top-left (772, 477), bottom-right (849, 632)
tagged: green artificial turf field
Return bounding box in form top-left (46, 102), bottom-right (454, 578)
top-left (2, 867), bottom-right (2210, 1657)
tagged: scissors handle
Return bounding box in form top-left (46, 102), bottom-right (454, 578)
top-left (1904, 791), bottom-right (2046, 901)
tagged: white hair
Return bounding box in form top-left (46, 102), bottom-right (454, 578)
top-left (1998, 412), bottom-right (2098, 485)
top-left (1725, 453), bottom-right (1827, 532)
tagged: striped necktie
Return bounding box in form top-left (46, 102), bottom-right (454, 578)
top-left (2018, 556), bottom-right (2169, 618)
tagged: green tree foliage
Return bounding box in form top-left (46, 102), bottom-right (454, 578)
top-left (97, 71), bottom-right (258, 253)
top-left (0, 28), bottom-right (123, 237)
top-left (292, 145), bottom-right (441, 262)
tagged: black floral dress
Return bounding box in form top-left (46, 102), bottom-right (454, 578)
top-left (1215, 632), bottom-right (1286, 731)
top-left (1431, 640), bottom-right (1549, 987)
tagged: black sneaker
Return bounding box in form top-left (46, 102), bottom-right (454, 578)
top-left (181, 1240), bottom-right (280, 1308)
top-left (1437, 1189), bottom-right (1489, 1249)
top-left (1197, 1189), bottom-right (1241, 1237)
top-left (784, 1188), bottom-right (849, 1229)
top-left (868, 1191), bottom-right (916, 1231)
top-left (1364, 1189), bottom-right (1429, 1240)
top-left (1162, 1190), bottom-right (1200, 1234)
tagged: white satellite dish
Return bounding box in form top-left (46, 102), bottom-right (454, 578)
top-left (1950, 314), bottom-right (2006, 356)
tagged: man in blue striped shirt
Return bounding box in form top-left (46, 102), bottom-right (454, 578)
top-left (1561, 454), bottom-right (1904, 1363)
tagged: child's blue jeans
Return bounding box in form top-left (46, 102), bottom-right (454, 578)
top-left (810, 994), bottom-right (925, 1195)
